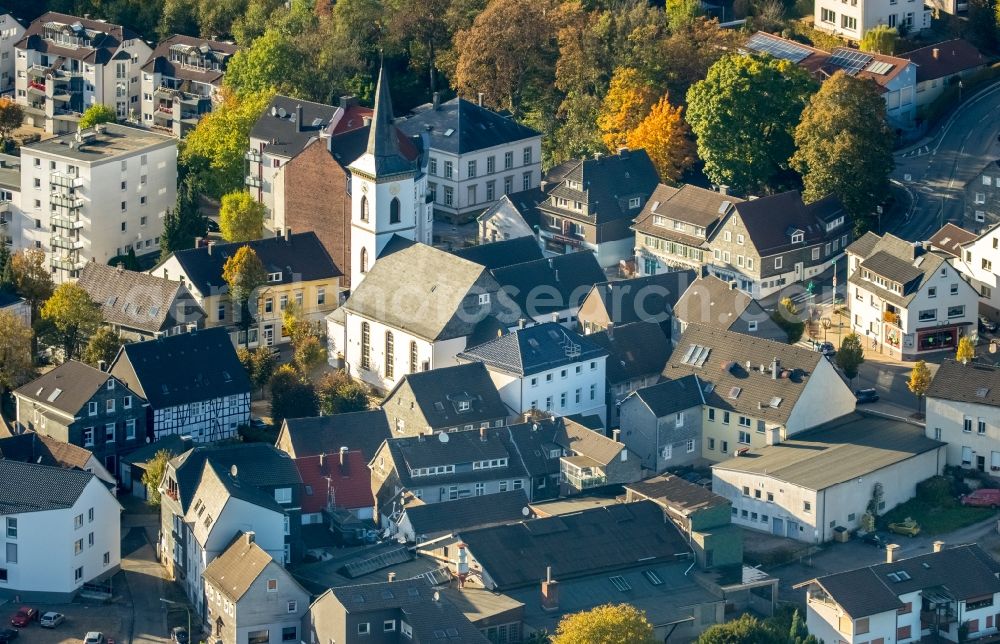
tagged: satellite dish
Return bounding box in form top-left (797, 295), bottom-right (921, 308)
top-left (277, 107), bottom-right (287, 118)
top-left (521, 506), bottom-right (530, 517)
top-left (433, 591), bottom-right (440, 602)
top-left (438, 432), bottom-right (449, 443)
top-left (271, 106), bottom-right (277, 117)
top-left (230, 464), bottom-right (238, 477)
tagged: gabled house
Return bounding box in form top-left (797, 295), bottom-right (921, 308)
top-left (536, 148), bottom-right (659, 267)
top-left (327, 240), bottom-right (503, 392)
top-left (203, 532), bottom-right (310, 644)
top-left (0, 459), bottom-right (121, 601)
top-left (671, 275), bottom-right (786, 344)
top-left (457, 322), bottom-right (609, 425)
top-left (492, 251), bottom-right (606, 326)
top-left (587, 322), bottom-right (670, 427)
top-left (151, 231), bottom-right (341, 348)
top-left (847, 232), bottom-right (978, 359)
top-left (926, 359), bottom-right (1000, 474)
top-left (901, 39), bottom-right (986, 110)
top-left (799, 543), bottom-right (1000, 643)
top-left (707, 190), bottom-right (851, 299)
top-left (381, 362), bottom-right (508, 436)
top-left (477, 187), bottom-right (547, 244)
top-left (293, 449), bottom-right (375, 547)
top-left (140, 35), bottom-right (236, 137)
top-left (0, 11), bottom-right (24, 95)
top-left (397, 95), bottom-right (543, 224)
top-left (77, 263), bottom-right (204, 340)
top-left (14, 360), bottom-right (148, 477)
top-left (947, 222), bottom-right (1000, 321)
top-left (275, 410), bottom-right (391, 462)
top-left (927, 222), bottom-right (978, 260)
top-left (0, 431), bottom-right (116, 489)
top-left (556, 418), bottom-right (641, 495)
top-left (577, 270), bottom-right (695, 337)
top-left (618, 375), bottom-right (705, 472)
top-left (663, 325), bottom-right (856, 461)
top-left (633, 184), bottom-right (741, 276)
top-left (109, 327), bottom-right (251, 442)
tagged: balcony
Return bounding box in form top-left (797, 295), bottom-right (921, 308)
top-left (50, 255), bottom-right (87, 271)
top-left (563, 472), bottom-right (608, 490)
top-left (50, 173), bottom-right (83, 190)
top-left (245, 149), bottom-right (262, 164)
top-left (27, 80), bottom-right (46, 94)
top-left (156, 105), bottom-right (174, 115)
top-left (51, 235), bottom-right (83, 251)
top-left (50, 193), bottom-right (84, 210)
top-left (27, 65), bottom-right (48, 78)
top-left (245, 176), bottom-right (262, 189)
top-left (51, 213), bottom-right (84, 230)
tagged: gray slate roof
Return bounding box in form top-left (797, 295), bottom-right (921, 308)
top-left (0, 432), bottom-right (96, 471)
top-left (203, 534), bottom-right (276, 601)
top-left (458, 322), bottom-right (607, 377)
top-left (587, 322), bottom-right (670, 383)
top-left (140, 34), bottom-right (236, 85)
top-left (250, 96), bottom-right (338, 159)
top-left (16, 12), bottom-right (140, 64)
top-left (278, 410), bottom-right (391, 460)
top-left (927, 359), bottom-right (1000, 407)
top-left (402, 489), bottom-right (530, 537)
top-left (356, 65), bottom-right (415, 177)
top-left (493, 251), bottom-right (606, 319)
top-left (583, 270), bottom-right (696, 328)
top-left (631, 374), bottom-right (705, 418)
top-left (0, 459), bottom-right (96, 513)
top-left (478, 188), bottom-right (547, 230)
top-left (77, 263), bottom-right (204, 335)
top-left (927, 223), bottom-right (978, 258)
top-left (169, 443), bottom-right (300, 513)
top-left (452, 236), bottom-right (543, 270)
top-left (729, 191), bottom-right (848, 256)
top-left (399, 97), bottom-right (540, 155)
top-left (624, 473), bottom-right (730, 514)
top-left (384, 362), bottom-right (507, 430)
top-left (847, 232), bottom-right (953, 307)
top-left (14, 360), bottom-right (125, 416)
top-left (673, 275), bottom-right (785, 340)
top-left (713, 413), bottom-right (944, 490)
top-left (111, 327), bottom-right (250, 409)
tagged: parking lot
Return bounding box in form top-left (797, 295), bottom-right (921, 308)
top-left (0, 581), bottom-right (132, 644)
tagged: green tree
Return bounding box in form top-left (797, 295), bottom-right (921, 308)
top-left (158, 0), bottom-right (200, 39)
top-left (160, 166), bottom-right (209, 260)
top-left (908, 359), bottom-right (932, 414)
top-left (78, 104), bottom-right (117, 130)
top-left (967, 0), bottom-right (998, 51)
top-left (859, 25), bottom-right (899, 54)
top-left (686, 53), bottom-right (817, 195)
top-left (0, 244), bottom-right (13, 293)
top-left (0, 309), bottom-right (34, 396)
top-left (293, 335), bottom-right (327, 376)
top-left (791, 71), bottom-right (893, 231)
top-left (141, 449), bottom-right (172, 508)
top-left (222, 246), bottom-right (267, 348)
top-left (0, 99), bottom-right (23, 150)
top-left (956, 336), bottom-right (976, 364)
top-left (238, 345), bottom-right (275, 396)
top-left (40, 283), bottom-right (104, 361)
top-left (666, 0), bottom-right (703, 31)
top-left (385, 0), bottom-right (452, 94)
top-left (224, 29), bottom-right (307, 97)
top-left (317, 370), bottom-right (370, 415)
top-left (11, 249), bottom-right (54, 321)
top-left (270, 364), bottom-right (318, 424)
top-left (82, 327), bottom-right (125, 369)
top-left (836, 333), bottom-right (865, 384)
top-left (697, 614), bottom-right (780, 643)
top-left (771, 297), bottom-right (805, 343)
top-left (552, 604), bottom-right (657, 644)
top-left (218, 191), bottom-right (265, 242)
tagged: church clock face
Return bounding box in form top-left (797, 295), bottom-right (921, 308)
top-left (388, 184), bottom-right (400, 196)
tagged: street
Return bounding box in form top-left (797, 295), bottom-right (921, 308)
top-left (891, 81), bottom-right (1000, 241)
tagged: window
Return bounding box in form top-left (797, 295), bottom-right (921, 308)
top-left (360, 195), bottom-right (369, 222)
top-left (723, 412), bottom-right (730, 425)
top-left (384, 620), bottom-right (396, 633)
top-left (467, 160), bottom-right (477, 178)
top-left (840, 14), bottom-right (857, 30)
top-left (4, 543), bottom-right (15, 564)
top-left (919, 309), bottom-right (936, 322)
top-left (75, 514), bottom-right (84, 529)
top-left (409, 341), bottom-right (418, 374)
top-left (444, 161), bottom-right (454, 179)
top-left (385, 332), bottom-right (394, 380)
top-left (821, 7), bottom-right (835, 22)
top-left (985, 257), bottom-right (994, 272)
top-left (274, 488), bottom-right (292, 504)
top-left (803, 501), bottom-right (812, 514)
top-left (951, 282), bottom-right (959, 295)
top-left (282, 627), bottom-right (297, 641)
top-left (522, 171), bottom-right (531, 191)
top-left (739, 416), bottom-right (751, 427)
top-left (88, 508), bottom-right (94, 523)
top-left (105, 423), bottom-right (115, 442)
top-left (266, 579), bottom-right (278, 592)
top-left (248, 631), bottom-right (270, 644)
top-left (708, 408), bottom-right (715, 421)
top-left (74, 538), bottom-right (83, 555)
top-left (662, 444), bottom-right (673, 460)
top-left (5, 519), bottom-right (15, 540)
top-left (812, 247), bottom-right (820, 260)
top-left (360, 247), bottom-right (368, 274)
top-left (429, 157), bottom-right (437, 175)
top-left (389, 197), bottom-right (401, 224)
top-left (444, 186), bottom-right (454, 206)
top-left (855, 618), bottom-right (870, 635)
top-left (88, 532), bottom-right (94, 546)
top-left (687, 439), bottom-right (696, 452)
top-left (361, 322), bottom-right (371, 370)
top-left (738, 431), bottom-right (750, 444)
top-left (965, 417), bottom-right (973, 432)
top-left (88, 402), bottom-right (98, 416)
top-left (74, 567), bottom-right (83, 581)
top-left (504, 151), bottom-right (513, 169)
top-left (499, 480), bottom-right (508, 492)
top-left (948, 305), bottom-right (965, 318)
top-left (264, 298), bottom-right (273, 313)
top-left (721, 441), bottom-right (728, 453)
top-left (774, 257), bottom-right (783, 270)
top-left (83, 427), bottom-right (94, 447)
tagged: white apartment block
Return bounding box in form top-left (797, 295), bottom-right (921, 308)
top-left (17, 123), bottom-right (176, 282)
top-left (15, 12), bottom-right (151, 134)
top-left (0, 12), bottom-right (25, 95)
top-left (814, 0), bottom-right (931, 40)
top-left (0, 153), bottom-right (21, 251)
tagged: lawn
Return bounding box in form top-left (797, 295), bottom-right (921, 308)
top-left (878, 498), bottom-right (994, 536)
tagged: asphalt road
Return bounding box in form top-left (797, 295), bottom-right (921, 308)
top-left (890, 82), bottom-right (1000, 241)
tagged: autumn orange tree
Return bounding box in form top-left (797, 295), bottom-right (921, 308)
top-left (626, 94), bottom-right (695, 182)
top-left (597, 66), bottom-right (657, 152)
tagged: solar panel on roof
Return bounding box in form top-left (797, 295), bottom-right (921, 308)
top-left (828, 49), bottom-right (874, 76)
top-left (865, 61), bottom-right (895, 75)
top-left (745, 33), bottom-right (813, 63)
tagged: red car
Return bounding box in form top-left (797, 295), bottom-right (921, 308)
top-left (961, 488), bottom-right (1000, 508)
top-left (10, 608), bottom-right (37, 628)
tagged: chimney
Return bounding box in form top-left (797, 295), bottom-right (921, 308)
top-left (295, 105), bottom-right (303, 133)
top-left (457, 543), bottom-right (470, 585)
top-left (612, 429), bottom-right (621, 442)
top-left (363, 115), bottom-right (372, 126)
top-left (98, 360), bottom-right (107, 372)
top-left (477, 92), bottom-right (484, 107)
top-left (518, 318), bottom-right (527, 329)
top-left (387, 571), bottom-right (396, 583)
top-left (551, 312), bottom-right (559, 323)
top-left (730, 281), bottom-right (738, 290)
top-left (244, 531), bottom-right (255, 545)
top-left (541, 567), bottom-right (560, 612)
top-left (933, 540), bottom-right (945, 553)
top-left (606, 322), bottom-right (614, 338)
top-left (886, 543), bottom-right (899, 564)
top-left (339, 446), bottom-right (348, 467)
top-left (284, 227), bottom-right (292, 242)
top-left (194, 236), bottom-right (202, 249)
top-left (318, 453), bottom-right (325, 469)
top-left (207, 242), bottom-right (213, 256)
top-left (718, 185), bottom-right (729, 196)
top-left (771, 358), bottom-right (779, 380)
top-left (480, 426), bottom-right (487, 442)
top-left (432, 92), bottom-right (441, 110)
top-left (932, 48), bottom-right (940, 59)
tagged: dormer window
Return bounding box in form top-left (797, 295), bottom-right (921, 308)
top-left (791, 231), bottom-right (804, 243)
top-left (653, 215), bottom-right (666, 227)
top-left (628, 197), bottom-right (641, 209)
top-left (457, 400), bottom-right (471, 412)
top-left (267, 272), bottom-right (282, 283)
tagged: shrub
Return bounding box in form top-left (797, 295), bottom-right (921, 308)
top-left (916, 475), bottom-right (954, 507)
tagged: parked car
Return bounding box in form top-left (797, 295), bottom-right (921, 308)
top-left (855, 388), bottom-right (880, 404)
top-left (860, 532), bottom-right (888, 549)
top-left (979, 315), bottom-right (998, 334)
top-left (888, 517), bottom-right (921, 537)
top-left (171, 627), bottom-right (189, 644)
top-left (0, 629), bottom-right (18, 643)
top-left (84, 632), bottom-right (106, 644)
top-left (39, 613), bottom-right (64, 629)
top-left (816, 341), bottom-right (836, 357)
top-left (961, 488), bottom-right (1000, 508)
top-left (203, 217), bottom-right (220, 233)
top-left (10, 608), bottom-right (37, 628)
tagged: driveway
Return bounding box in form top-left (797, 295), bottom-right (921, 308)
top-left (121, 511), bottom-right (190, 644)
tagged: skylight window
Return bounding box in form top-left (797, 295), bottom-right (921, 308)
top-left (728, 387), bottom-right (742, 400)
top-left (609, 575), bottom-right (632, 592)
top-left (47, 388), bottom-right (62, 402)
top-left (642, 570), bottom-right (663, 586)
top-left (769, 397), bottom-right (783, 408)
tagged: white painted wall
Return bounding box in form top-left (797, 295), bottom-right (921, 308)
top-left (0, 14), bottom-right (24, 95)
top-left (814, 0), bottom-right (930, 39)
top-left (784, 360), bottom-right (857, 435)
top-left (479, 357), bottom-right (608, 425)
top-left (927, 396), bottom-right (1000, 472)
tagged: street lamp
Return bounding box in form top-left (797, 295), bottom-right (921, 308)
top-left (160, 597), bottom-right (191, 643)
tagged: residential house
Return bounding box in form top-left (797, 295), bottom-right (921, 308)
top-left (901, 39), bottom-right (986, 110)
top-left (713, 413), bottom-right (945, 542)
top-left (744, 32), bottom-right (918, 132)
top-left (625, 474), bottom-right (742, 570)
top-left (381, 362), bottom-right (508, 436)
top-left (457, 322), bottom-right (609, 424)
top-left (927, 222), bottom-right (978, 260)
top-left (0, 431), bottom-right (116, 489)
top-left (13, 360), bottom-right (148, 476)
top-left (451, 235), bottom-right (542, 270)
top-left (327, 239), bottom-right (503, 392)
top-left (77, 263), bottom-right (204, 340)
top-left (203, 532), bottom-right (310, 644)
top-left (425, 501), bottom-right (726, 641)
top-left (556, 417), bottom-right (641, 495)
top-left (0, 12), bottom-right (24, 95)
top-left (799, 544), bottom-right (1000, 643)
top-left (152, 231), bottom-right (341, 348)
top-left (811, 0), bottom-right (931, 40)
top-left (394, 489), bottom-right (530, 543)
top-left (536, 148), bottom-right (659, 268)
top-left (293, 449), bottom-right (376, 548)
top-left (476, 187), bottom-right (547, 244)
top-left (492, 251), bottom-right (606, 327)
top-left (577, 270), bottom-right (695, 337)
top-left (140, 35), bottom-right (236, 137)
top-left (846, 231), bottom-right (978, 359)
top-left (303, 577), bottom-right (489, 644)
top-left (17, 123), bottom-right (177, 283)
top-left (618, 375), bottom-right (705, 472)
top-left (926, 359), bottom-right (1000, 473)
top-left (157, 443), bottom-right (302, 612)
top-left (0, 459), bottom-right (121, 601)
top-left (663, 325), bottom-right (856, 461)
top-left (633, 184), bottom-right (741, 276)
top-left (587, 322), bottom-right (670, 427)
top-left (275, 410), bottom-right (392, 463)
top-left (119, 434), bottom-right (191, 499)
top-left (671, 275), bottom-right (787, 345)
top-left (109, 327), bottom-right (251, 442)
top-left (15, 12), bottom-right (152, 133)
top-left (962, 161), bottom-right (1000, 232)
top-left (0, 291), bottom-right (29, 326)
top-left (397, 95), bottom-right (542, 224)
top-left (948, 222), bottom-right (1000, 320)
top-left (707, 189), bottom-right (851, 299)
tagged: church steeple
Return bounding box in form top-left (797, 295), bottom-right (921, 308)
top-left (363, 63), bottom-right (413, 177)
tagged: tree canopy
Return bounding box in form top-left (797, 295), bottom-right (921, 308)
top-left (552, 604), bottom-right (657, 644)
top-left (836, 333), bottom-right (865, 382)
top-left (626, 94), bottom-right (695, 182)
top-left (0, 309), bottom-right (34, 395)
top-left (40, 282), bottom-right (104, 361)
top-left (219, 191), bottom-right (265, 243)
top-left (222, 246), bottom-right (267, 347)
top-left (78, 104), bottom-right (117, 129)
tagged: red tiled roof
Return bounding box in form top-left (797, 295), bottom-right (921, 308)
top-left (331, 104), bottom-right (372, 135)
top-left (901, 39), bottom-right (986, 83)
top-left (295, 451), bottom-right (373, 513)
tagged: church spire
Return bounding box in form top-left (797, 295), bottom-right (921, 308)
top-left (363, 62), bottom-right (412, 176)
